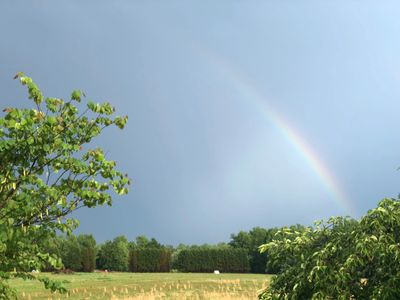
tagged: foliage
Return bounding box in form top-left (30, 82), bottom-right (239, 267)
top-left (37, 234), bottom-right (63, 272)
top-left (38, 234), bottom-right (96, 272)
top-left (60, 236), bottom-right (82, 271)
top-left (230, 227), bottom-right (277, 273)
top-left (230, 226), bottom-right (307, 274)
top-left (174, 247), bottom-right (250, 273)
top-left (258, 198), bottom-right (400, 299)
top-left (129, 248), bottom-right (172, 272)
top-left (77, 234), bottom-right (96, 272)
top-left (128, 236), bottom-right (171, 272)
top-left (171, 243), bottom-right (231, 270)
top-left (97, 236), bottom-right (129, 271)
top-left (0, 74), bottom-right (129, 298)
top-left (129, 235), bottom-right (163, 250)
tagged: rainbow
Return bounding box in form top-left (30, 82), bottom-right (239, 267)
top-left (203, 51), bottom-right (355, 216)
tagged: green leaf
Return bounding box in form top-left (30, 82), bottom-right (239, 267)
top-left (71, 90), bottom-right (83, 102)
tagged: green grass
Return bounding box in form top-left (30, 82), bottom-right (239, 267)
top-left (10, 272), bottom-right (271, 299)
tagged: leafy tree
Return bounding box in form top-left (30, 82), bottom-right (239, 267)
top-left (0, 74), bottom-right (129, 298)
top-left (258, 199), bottom-right (400, 299)
top-left (134, 235), bottom-right (150, 248)
top-left (129, 235), bottom-right (164, 250)
top-left (59, 235), bottom-right (81, 271)
top-left (171, 243), bottom-right (188, 269)
top-left (147, 238), bottom-right (162, 249)
top-left (77, 234), bottom-right (96, 272)
top-left (127, 235), bottom-right (170, 272)
top-left (230, 227), bottom-right (284, 273)
top-left (229, 231), bottom-right (251, 249)
top-left (97, 236), bottom-right (129, 271)
top-left (37, 234), bottom-right (63, 271)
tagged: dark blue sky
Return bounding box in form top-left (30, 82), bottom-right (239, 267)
top-left (1, 1), bottom-right (400, 245)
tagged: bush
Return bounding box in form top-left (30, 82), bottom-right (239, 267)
top-left (175, 248), bottom-right (249, 273)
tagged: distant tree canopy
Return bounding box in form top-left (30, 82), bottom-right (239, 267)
top-left (40, 229), bottom-right (326, 276)
top-left (174, 247), bottom-right (250, 273)
top-left (129, 248), bottom-right (172, 272)
top-left (230, 225), bottom-right (306, 273)
top-left (129, 235), bottom-right (163, 250)
top-left (97, 235), bottom-right (172, 272)
top-left (258, 198), bottom-right (400, 299)
top-left (0, 74), bottom-right (129, 299)
top-left (77, 234), bottom-right (97, 272)
top-left (45, 234), bottom-right (97, 273)
top-left (230, 227), bottom-right (276, 273)
top-left (60, 235), bottom-right (82, 271)
top-left (36, 234), bottom-right (169, 273)
top-left (97, 236), bottom-right (130, 272)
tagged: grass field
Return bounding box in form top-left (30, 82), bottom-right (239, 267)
top-left (10, 272), bottom-right (271, 300)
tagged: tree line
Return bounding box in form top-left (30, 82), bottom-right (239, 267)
top-left (39, 200), bottom-right (400, 300)
top-left (36, 226), bottom-right (307, 274)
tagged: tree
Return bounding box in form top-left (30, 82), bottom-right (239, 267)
top-left (37, 234), bottom-right (63, 272)
top-left (230, 227), bottom-right (285, 273)
top-left (258, 199), bottom-right (400, 299)
top-left (133, 235), bottom-right (150, 248)
top-left (77, 234), bottom-right (96, 272)
top-left (129, 235), bottom-right (163, 250)
top-left (97, 236), bottom-right (129, 271)
top-left (0, 74), bottom-right (130, 298)
top-left (59, 235), bottom-right (81, 271)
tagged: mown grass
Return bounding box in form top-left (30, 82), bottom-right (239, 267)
top-left (10, 272), bottom-right (270, 299)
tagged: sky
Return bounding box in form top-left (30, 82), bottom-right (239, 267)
top-left (1, 1), bottom-right (400, 245)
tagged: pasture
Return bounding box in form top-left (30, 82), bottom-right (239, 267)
top-left (11, 272), bottom-right (270, 299)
